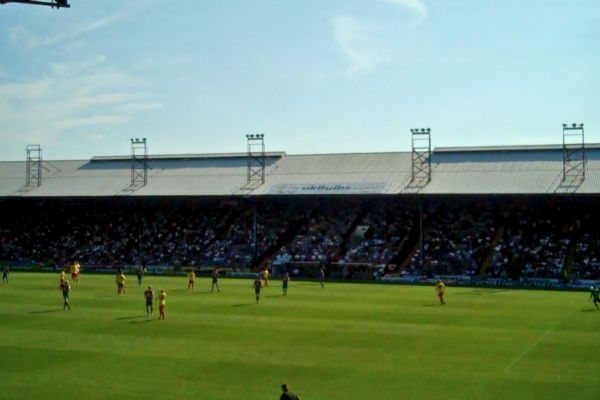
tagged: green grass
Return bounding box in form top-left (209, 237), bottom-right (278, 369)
top-left (0, 273), bottom-right (599, 399)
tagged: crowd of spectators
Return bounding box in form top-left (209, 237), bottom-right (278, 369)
top-left (273, 199), bottom-right (361, 264)
top-left (342, 199), bottom-right (416, 265)
top-left (488, 202), bottom-right (571, 279)
top-left (1, 197), bottom-right (600, 281)
top-left (572, 209), bottom-right (600, 280)
top-left (406, 200), bottom-right (496, 276)
top-left (0, 199), bottom-right (286, 269)
top-left (573, 234), bottom-right (600, 280)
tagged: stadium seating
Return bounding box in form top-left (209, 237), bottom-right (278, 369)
top-left (1, 196), bottom-right (599, 282)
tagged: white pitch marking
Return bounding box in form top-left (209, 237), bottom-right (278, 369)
top-left (504, 310), bottom-right (575, 373)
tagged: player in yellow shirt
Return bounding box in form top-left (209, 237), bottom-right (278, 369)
top-left (75, 261), bottom-right (81, 282)
top-left (262, 268), bottom-right (270, 287)
top-left (116, 271), bottom-right (127, 295)
top-left (70, 261), bottom-right (81, 283)
top-left (187, 269), bottom-right (196, 291)
top-left (435, 280), bottom-right (446, 305)
top-left (158, 289), bottom-right (167, 320)
top-left (59, 269), bottom-right (67, 286)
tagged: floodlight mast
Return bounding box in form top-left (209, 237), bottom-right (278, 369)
top-left (0, 0), bottom-right (70, 8)
top-left (562, 122), bottom-right (585, 182)
top-left (25, 144), bottom-right (42, 187)
top-left (130, 138), bottom-right (148, 186)
top-left (410, 127), bottom-right (432, 183)
top-left (246, 133), bottom-right (266, 185)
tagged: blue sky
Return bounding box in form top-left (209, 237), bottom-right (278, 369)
top-left (0, 0), bottom-right (598, 161)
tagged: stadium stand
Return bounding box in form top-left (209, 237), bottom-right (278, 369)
top-left (1, 146), bottom-right (600, 287)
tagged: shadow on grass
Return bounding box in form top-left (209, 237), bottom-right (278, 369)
top-left (581, 308), bottom-right (598, 312)
top-left (422, 304), bottom-right (439, 307)
top-left (29, 309), bottom-right (61, 314)
top-left (130, 319), bottom-right (156, 324)
top-left (115, 315), bottom-right (147, 320)
top-left (454, 289), bottom-right (510, 296)
top-left (232, 303), bottom-right (254, 307)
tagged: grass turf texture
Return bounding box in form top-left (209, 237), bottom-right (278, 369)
top-left (0, 273), bottom-right (599, 400)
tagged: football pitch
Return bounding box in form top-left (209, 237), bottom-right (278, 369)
top-left (0, 273), bottom-right (599, 400)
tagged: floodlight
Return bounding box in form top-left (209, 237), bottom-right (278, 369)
top-left (0, 0), bottom-right (70, 8)
top-left (572, 123), bottom-right (577, 128)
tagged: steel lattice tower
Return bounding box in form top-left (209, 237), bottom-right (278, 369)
top-left (562, 123), bottom-right (585, 182)
top-left (410, 128), bottom-right (432, 183)
top-left (130, 138), bottom-right (148, 186)
top-left (25, 144), bottom-right (42, 187)
top-left (246, 134), bottom-right (266, 185)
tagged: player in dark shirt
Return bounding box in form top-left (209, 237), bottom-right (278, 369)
top-left (144, 286), bottom-right (154, 316)
top-left (253, 277), bottom-right (262, 304)
top-left (280, 384), bottom-right (300, 400)
top-left (137, 266), bottom-right (145, 287)
top-left (211, 268), bottom-right (220, 293)
top-left (282, 272), bottom-right (290, 296)
top-left (319, 267), bottom-right (325, 288)
top-left (590, 286), bottom-right (600, 310)
top-left (61, 280), bottom-right (71, 310)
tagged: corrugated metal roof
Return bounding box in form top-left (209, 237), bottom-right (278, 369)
top-left (435, 143), bottom-right (600, 153)
top-left (90, 152), bottom-right (285, 161)
top-left (423, 158), bottom-right (600, 194)
top-left (2, 147), bottom-right (600, 197)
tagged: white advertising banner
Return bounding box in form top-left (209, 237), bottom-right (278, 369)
top-left (269, 182), bottom-right (387, 195)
